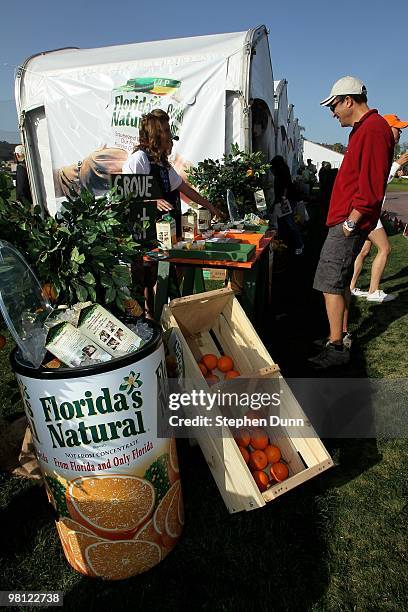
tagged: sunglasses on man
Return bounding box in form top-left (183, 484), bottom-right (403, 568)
top-left (329, 99), bottom-right (343, 113)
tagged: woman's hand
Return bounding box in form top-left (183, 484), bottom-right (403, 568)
top-left (155, 199), bottom-right (174, 212)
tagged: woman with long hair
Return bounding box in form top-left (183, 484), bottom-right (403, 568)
top-left (123, 109), bottom-right (222, 234)
top-left (122, 110), bottom-right (223, 317)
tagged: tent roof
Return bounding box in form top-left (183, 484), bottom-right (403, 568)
top-left (17, 30), bottom-right (255, 112)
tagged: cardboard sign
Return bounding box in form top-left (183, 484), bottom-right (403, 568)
top-left (111, 173), bottom-right (164, 201)
top-left (128, 202), bottom-right (158, 242)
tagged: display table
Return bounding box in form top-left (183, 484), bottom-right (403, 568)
top-left (147, 237), bottom-right (273, 327)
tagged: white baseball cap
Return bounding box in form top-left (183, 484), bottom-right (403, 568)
top-left (14, 144), bottom-right (25, 156)
top-left (320, 76), bottom-right (367, 106)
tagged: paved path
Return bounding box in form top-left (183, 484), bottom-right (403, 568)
top-left (383, 191), bottom-right (408, 223)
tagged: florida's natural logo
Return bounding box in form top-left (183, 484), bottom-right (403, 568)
top-left (39, 371), bottom-right (145, 449)
top-left (117, 77), bottom-right (181, 96)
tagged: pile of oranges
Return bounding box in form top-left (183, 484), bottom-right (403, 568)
top-left (235, 423), bottom-right (289, 492)
top-left (198, 353), bottom-right (240, 385)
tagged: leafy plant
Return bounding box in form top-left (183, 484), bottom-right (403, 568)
top-left (0, 180), bottom-right (148, 311)
top-left (187, 143), bottom-right (271, 216)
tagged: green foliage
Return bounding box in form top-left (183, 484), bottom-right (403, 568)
top-left (44, 475), bottom-right (69, 517)
top-left (187, 143), bottom-right (271, 215)
top-left (144, 453), bottom-right (171, 506)
top-left (0, 178), bottom-right (147, 310)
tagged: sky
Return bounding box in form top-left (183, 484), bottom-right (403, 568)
top-left (0, 0), bottom-right (406, 146)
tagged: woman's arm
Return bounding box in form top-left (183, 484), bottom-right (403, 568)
top-left (178, 180), bottom-right (225, 218)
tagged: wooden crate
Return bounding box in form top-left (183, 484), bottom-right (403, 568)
top-left (161, 288), bottom-right (333, 513)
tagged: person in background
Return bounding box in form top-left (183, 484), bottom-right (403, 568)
top-left (303, 158), bottom-right (317, 195)
top-left (350, 113), bottom-right (408, 302)
top-left (14, 145), bottom-right (32, 204)
top-left (270, 155), bottom-right (304, 255)
top-left (310, 76), bottom-right (394, 369)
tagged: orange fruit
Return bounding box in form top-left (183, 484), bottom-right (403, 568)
top-left (252, 470), bottom-right (269, 492)
top-left (224, 370), bottom-right (240, 379)
top-left (198, 362), bottom-right (208, 376)
top-left (249, 449), bottom-right (268, 471)
top-left (250, 427), bottom-right (269, 450)
top-left (235, 428), bottom-right (250, 447)
top-left (67, 475), bottom-right (155, 540)
top-left (217, 355), bottom-right (234, 373)
top-left (0, 335), bottom-right (6, 350)
top-left (270, 462), bottom-right (289, 482)
top-left (206, 373), bottom-right (219, 386)
top-left (239, 446), bottom-right (250, 464)
top-left (86, 540), bottom-right (161, 580)
top-left (202, 354), bottom-right (218, 371)
top-left (42, 282), bottom-right (57, 302)
top-left (265, 444), bottom-right (281, 464)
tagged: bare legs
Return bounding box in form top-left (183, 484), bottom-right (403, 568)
top-left (350, 239), bottom-right (372, 290)
top-left (349, 228), bottom-right (391, 292)
top-left (323, 292), bottom-right (345, 344)
top-left (367, 228), bottom-right (391, 293)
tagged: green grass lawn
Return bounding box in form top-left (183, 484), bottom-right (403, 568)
top-left (0, 221), bottom-right (407, 611)
top-left (386, 179), bottom-right (408, 192)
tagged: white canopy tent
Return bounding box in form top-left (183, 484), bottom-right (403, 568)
top-left (273, 79), bottom-right (289, 160)
top-left (15, 26), bottom-right (277, 215)
top-left (302, 140), bottom-right (344, 174)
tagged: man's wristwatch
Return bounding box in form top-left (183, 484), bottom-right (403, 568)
top-left (343, 219), bottom-right (356, 233)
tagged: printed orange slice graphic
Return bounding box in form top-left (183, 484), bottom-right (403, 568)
top-left (168, 438), bottom-right (180, 485)
top-left (165, 482), bottom-right (182, 540)
top-left (134, 519), bottom-right (162, 548)
top-left (56, 520), bottom-right (86, 574)
top-left (67, 531), bottom-right (105, 576)
top-left (153, 480), bottom-right (179, 536)
top-left (67, 475), bottom-right (155, 540)
top-left (86, 540), bottom-right (161, 580)
top-left (59, 517), bottom-right (95, 537)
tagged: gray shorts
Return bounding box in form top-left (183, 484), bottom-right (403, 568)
top-left (313, 223), bottom-right (366, 294)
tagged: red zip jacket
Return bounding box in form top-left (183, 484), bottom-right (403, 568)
top-left (327, 110), bottom-right (394, 233)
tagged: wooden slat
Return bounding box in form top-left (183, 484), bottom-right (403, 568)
top-left (262, 461), bottom-right (334, 503)
top-left (161, 292), bottom-right (333, 514)
top-left (168, 288), bottom-right (234, 336)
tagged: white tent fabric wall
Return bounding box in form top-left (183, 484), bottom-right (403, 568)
top-left (294, 121), bottom-right (303, 169)
top-left (15, 26), bottom-right (278, 216)
top-left (302, 139), bottom-right (344, 174)
top-left (286, 104), bottom-right (296, 174)
top-left (273, 79), bottom-right (289, 160)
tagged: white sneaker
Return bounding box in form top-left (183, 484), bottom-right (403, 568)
top-left (366, 290), bottom-right (396, 302)
top-left (351, 288), bottom-right (368, 297)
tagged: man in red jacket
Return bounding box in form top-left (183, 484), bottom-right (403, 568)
top-left (310, 76), bottom-right (394, 369)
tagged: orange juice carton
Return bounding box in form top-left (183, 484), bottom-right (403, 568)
top-left (78, 304), bottom-right (144, 356)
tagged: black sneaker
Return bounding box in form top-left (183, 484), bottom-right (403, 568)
top-left (313, 332), bottom-right (353, 351)
top-left (308, 343), bottom-right (350, 369)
